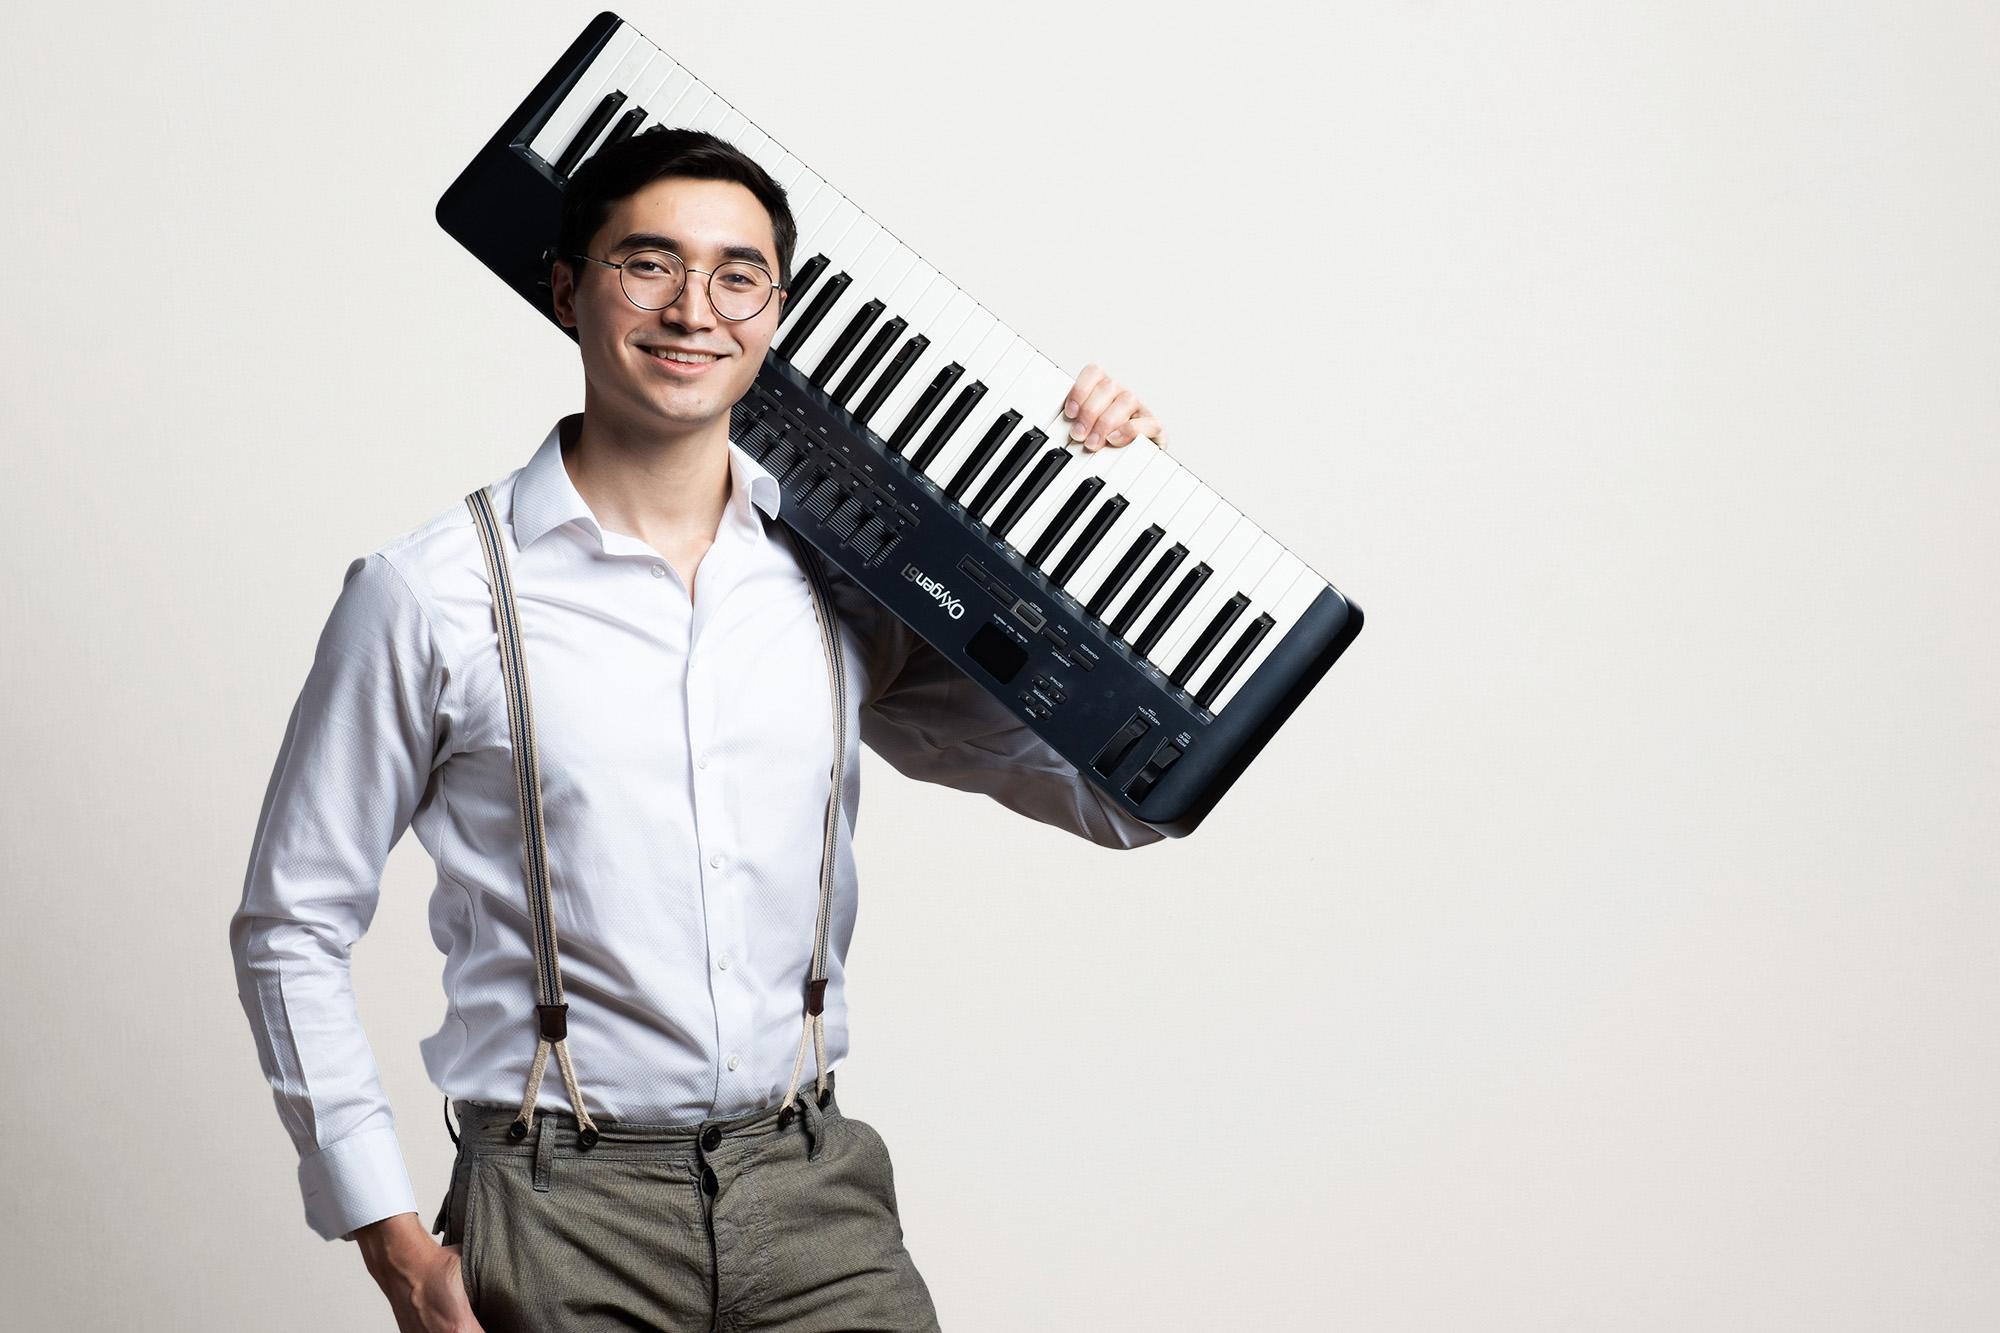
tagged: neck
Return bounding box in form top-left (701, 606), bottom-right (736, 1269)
top-left (561, 395), bottom-right (735, 551)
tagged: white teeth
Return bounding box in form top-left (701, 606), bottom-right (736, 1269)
top-left (647, 348), bottom-right (718, 364)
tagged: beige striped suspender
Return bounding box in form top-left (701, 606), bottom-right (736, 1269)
top-left (464, 486), bottom-right (848, 1148)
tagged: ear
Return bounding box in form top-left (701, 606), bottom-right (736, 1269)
top-left (551, 258), bottom-right (578, 329)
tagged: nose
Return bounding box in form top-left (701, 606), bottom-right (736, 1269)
top-left (660, 270), bottom-right (718, 330)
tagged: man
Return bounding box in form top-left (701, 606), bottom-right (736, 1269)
top-left (230, 127), bottom-right (1170, 1331)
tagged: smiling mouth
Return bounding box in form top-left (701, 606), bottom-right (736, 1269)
top-left (642, 347), bottom-right (723, 364)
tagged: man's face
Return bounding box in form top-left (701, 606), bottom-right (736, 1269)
top-left (553, 175), bottom-right (786, 440)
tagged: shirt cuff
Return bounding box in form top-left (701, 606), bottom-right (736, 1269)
top-left (297, 1123), bottom-right (420, 1242)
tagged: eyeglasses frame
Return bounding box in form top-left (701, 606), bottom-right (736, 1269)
top-left (560, 248), bottom-right (786, 321)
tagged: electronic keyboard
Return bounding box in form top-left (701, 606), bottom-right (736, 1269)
top-left (436, 11), bottom-right (1362, 836)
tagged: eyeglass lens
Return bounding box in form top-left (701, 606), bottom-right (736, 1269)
top-left (617, 250), bottom-right (775, 320)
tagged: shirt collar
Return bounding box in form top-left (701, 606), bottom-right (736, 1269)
top-left (511, 414), bottom-right (782, 552)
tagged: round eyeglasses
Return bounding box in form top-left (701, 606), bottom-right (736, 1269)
top-left (567, 248), bottom-right (782, 321)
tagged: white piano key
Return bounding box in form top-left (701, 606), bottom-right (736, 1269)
top-left (655, 82), bottom-right (718, 135)
top-left (788, 189), bottom-right (845, 262)
top-left (1129, 506), bottom-right (1244, 660)
top-left (868, 302), bottom-right (974, 435)
top-left (791, 199), bottom-right (868, 291)
top-left (1153, 527), bottom-right (1280, 675)
top-left (1210, 566), bottom-right (1326, 714)
top-left (1205, 555), bottom-right (1311, 712)
top-left (786, 231), bottom-right (905, 371)
top-left (830, 259), bottom-right (945, 403)
top-left (1005, 358), bottom-right (1077, 438)
top-left (908, 328), bottom-right (1028, 481)
top-left (965, 357), bottom-right (1075, 523)
top-left (739, 132), bottom-right (784, 174)
top-left (528, 26), bottom-right (641, 167)
top-left (637, 66), bottom-right (702, 132)
top-left (824, 246), bottom-right (922, 366)
top-left (796, 187), bottom-right (860, 254)
top-left (1063, 449), bottom-right (1188, 590)
top-left (1006, 430), bottom-right (1153, 561)
top-left (710, 107), bottom-right (751, 146)
top-left (917, 340), bottom-right (1038, 490)
top-left (1108, 484), bottom-right (1223, 631)
top-left (683, 94), bottom-right (732, 136)
top-left (866, 289), bottom-right (977, 439)
top-left (800, 197), bottom-right (877, 276)
top-left (784, 165), bottom-right (824, 212)
top-left (1041, 449), bottom-right (1168, 581)
top-left (1067, 461), bottom-right (1188, 604)
top-left (616, 59), bottom-right (677, 130)
top-left (884, 304), bottom-right (1002, 441)
top-left (1142, 509), bottom-right (1258, 667)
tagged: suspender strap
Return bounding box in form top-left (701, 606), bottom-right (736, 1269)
top-left (466, 486), bottom-right (601, 1147)
top-left (778, 526), bottom-right (848, 1116)
top-left (462, 487), bottom-right (850, 1142)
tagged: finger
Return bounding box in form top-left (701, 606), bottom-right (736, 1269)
top-left (1082, 387), bottom-right (1140, 450)
top-left (1062, 364), bottom-right (1107, 427)
top-left (1111, 413), bottom-right (1168, 449)
top-left (1072, 380), bottom-right (1128, 447)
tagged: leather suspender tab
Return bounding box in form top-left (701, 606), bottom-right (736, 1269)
top-left (537, 1002), bottom-right (569, 1041)
top-left (805, 978), bottom-right (828, 1016)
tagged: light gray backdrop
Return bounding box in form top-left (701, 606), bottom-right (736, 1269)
top-left (2, 1), bottom-right (1994, 1329)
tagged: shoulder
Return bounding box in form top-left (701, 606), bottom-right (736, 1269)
top-left (348, 466), bottom-right (525, 670)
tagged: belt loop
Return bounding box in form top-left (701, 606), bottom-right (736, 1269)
top-left (533, 1111), bottom-right (556, 1192)
top-left (799, 1089), bottom-right (826, 1161)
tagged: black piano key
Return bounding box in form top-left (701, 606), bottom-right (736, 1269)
top-left (553, 91), bottom-right (628, 177)
top-left (1085, 526), bottom-right (1167, 619)
top-left (1169, 593), bottom-right (1250, 687)
top-left (1024, 476), bottom-right (1103, 565)
top-left (854, 334), bottom-right (927, 423)
top-left (1104, 541), bottom-right (1187, 635)
top-left (991, 446), bottom-right (1072, 541)
top-left (1192, 612), bottom-right (1276, 709)
top-left (907, 382), bottom-right (988, 471)
top-left (1048, 494), bottom-right (1127, 584)
top-left (1131, 563), bottom-right (1212, 656)
top-left (776, 273), bottom-right (851, 357)
top-left (886, 363), bottom-right (964, 455)
top-left (831, 318), bottom-right (907, 407)
top-left (968, 428), bottom-right (1048, 520)
top-left (808, 299), bottom-right (885, 388)
top-left (779, 255), bottom-right (831, 327)
top-left (945, 411), bottom-right (1023, 501)
top-left (601, 105), bottom-right (648, 150)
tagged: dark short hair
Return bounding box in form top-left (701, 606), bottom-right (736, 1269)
top-left (553, 127), bottom-right (797, 296)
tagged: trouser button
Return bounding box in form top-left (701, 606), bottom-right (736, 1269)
top-left (701, 1164), bottom-right (718, 1197)
top-left (700, 1126), bottom-right (722, 1151)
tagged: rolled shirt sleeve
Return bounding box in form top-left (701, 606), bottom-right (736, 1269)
top-left (228, 552), bottom-right (450, 1240)
top-left (853, 594), bottom-right (1166, 850)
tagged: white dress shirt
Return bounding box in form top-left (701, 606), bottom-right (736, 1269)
top-left (230, 415), bottom-right (1162, 1242)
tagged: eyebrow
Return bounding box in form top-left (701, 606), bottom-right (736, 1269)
top-left (606, 232), bottom-right (773, 269)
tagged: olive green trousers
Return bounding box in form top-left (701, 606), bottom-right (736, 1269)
top-left (435, 1072), bottom-right (942, 1331)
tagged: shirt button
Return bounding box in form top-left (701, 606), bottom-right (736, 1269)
top-left (651, 564), bottom-right (666, 578)
top-left (709, 853), bottom-right (724, 869)
top-left (727, 1054), bottom-right (741, 1071)
top-left (717, 955), bottom-right (731, 971)
top-left (696, 752), bottom-right (710, 769)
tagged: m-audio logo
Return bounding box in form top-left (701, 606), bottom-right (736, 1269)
top-left (901, 563), bottom-right (965, 620)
